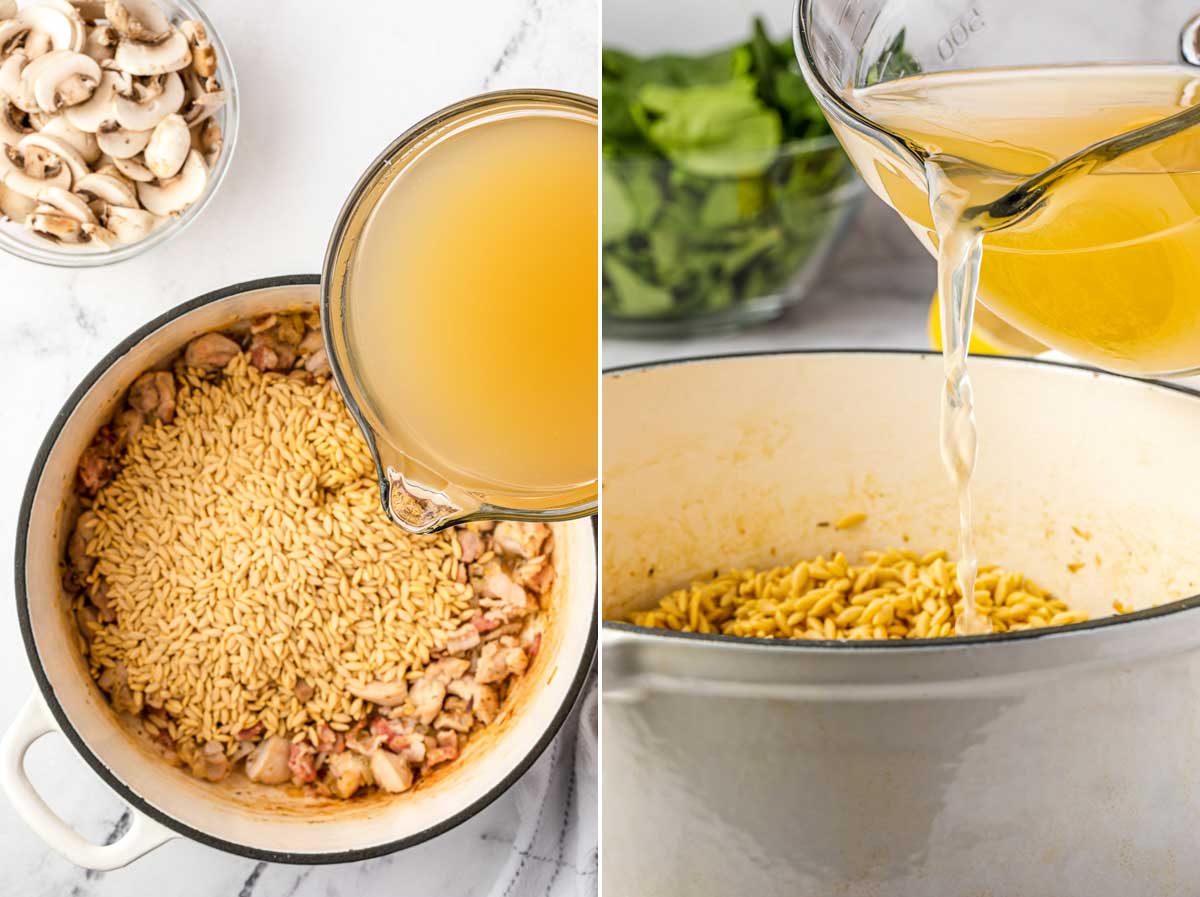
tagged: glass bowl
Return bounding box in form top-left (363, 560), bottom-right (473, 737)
top-left (602, 134), bottom-right (862, 338)
top-left (0, 0), bottom-right (238, 267)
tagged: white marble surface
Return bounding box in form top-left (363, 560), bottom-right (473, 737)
top-left (0, 0), bottom-right (596, 894)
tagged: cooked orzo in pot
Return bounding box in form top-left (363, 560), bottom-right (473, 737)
top-left (628, 548), bottom-right (1100, 640)
top-left (64, 311), bottom-right (552, 799)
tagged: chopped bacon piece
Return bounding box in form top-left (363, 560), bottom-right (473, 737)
top-left (288, 742), bottom-right (317, 784)
top-left (236, 722), bottom-right (264, 741)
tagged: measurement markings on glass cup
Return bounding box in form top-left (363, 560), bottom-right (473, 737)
top-left (937, 5), bottom-right (986, 62)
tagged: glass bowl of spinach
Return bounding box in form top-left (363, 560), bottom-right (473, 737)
top-left (603, 19), bottom-right (863, 337)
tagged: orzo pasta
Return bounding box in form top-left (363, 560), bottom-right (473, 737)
top-left (65, 312), bottom-right (552, 799)
top-left (628, 548), bottom-right (1094, 640)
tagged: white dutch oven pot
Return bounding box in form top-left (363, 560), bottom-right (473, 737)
top-left (603, 352), bottom-right (1200, 897)
top-left (5, 276), bottom-right (596, 868)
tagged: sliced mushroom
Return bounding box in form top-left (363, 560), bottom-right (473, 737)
top-left (113, 69), bottom-right (180, 130)
top-left (36, 183), bottom-right (93, 221)
top-left (193, 115), bottom-right (219, 167)
top-left (0, 96), bottom-right (28, 146)
top-left (28, 49), bottom-right (97, 111)
top-left (79, 219), bottom-right (115, 245)
top-left (135, 145), bottom-right (201, 214)
top-left (28, 209), bottom-right (83, 241)
top-left (63, 67), bottom-right (123, 132)
top-left (179, 65), bottom-right (223, 125)
top-left (41, 113), bottom-right (98, 161)
top-left (0, 20), bottom-right (31, 62)
top-left (3, 163), bottom-right (69, 197)
top-left (178, 19), bottom-right (213, 78)
top-left (95, 119), bottom-right (148, 157)
top-left (142, 110), bottom-right (184, 177)
top-left (19, 130), bottom-right (87, 179)
top-left (114, 27), bottom-right (189, 76)
top-left (0, 52), bottom-right (39, 113)
top-left (0, 180), bottom-right (34, 219)
top-left (82, 23), bottom-right (117, 63)
top-left (15, 5), bottom-right (85, 55)
top-left (69, 1), bottom-right (108, 23)
top-left (103, 201), bottom-right (153, 241)
top-left (108, 150), bottom-right (149, 180)
top-left (75, 167), bottom-right (134, 204)
top-left (104, 0), bottom-right (168, 42)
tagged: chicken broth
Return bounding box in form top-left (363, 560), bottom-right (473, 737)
top-left (834, 65), bottom-right (1200, 631)
top-left (345, 103), bottom-right (598, 508)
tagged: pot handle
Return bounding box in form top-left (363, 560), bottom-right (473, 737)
top-left (0, 693), bottom-right (176, 870)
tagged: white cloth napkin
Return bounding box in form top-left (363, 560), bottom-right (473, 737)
top-left (485, 670), bottom-right (597, 897)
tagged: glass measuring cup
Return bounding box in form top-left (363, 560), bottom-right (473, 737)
top-left (794, 0), bottom-right (1200, 377)
top-left (322, 90), bottom-right (598, 534)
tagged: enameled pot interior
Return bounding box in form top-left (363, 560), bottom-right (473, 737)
top-left (602, 353), bottom-right (1200, 632)
top-left (19, 280), bottom-right (596, 857)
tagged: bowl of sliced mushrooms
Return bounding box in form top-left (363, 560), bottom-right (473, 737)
top-left (0, 0), bottom-right (235, 265)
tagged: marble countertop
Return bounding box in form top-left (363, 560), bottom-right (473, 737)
top-left (0, 0), bottom-right (595, 894)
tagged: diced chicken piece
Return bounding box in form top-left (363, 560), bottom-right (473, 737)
top-left (434, 697), bottom-right (473, 733)
top-left (345, 725), bottom-right (386, 757)
top-left (346, 677), bottom-right (408, 708)
top-left (445, 622), bottom-right (481, 654)
top-left (293, 678), bottom-right (314, 703)
top-left (516, 555), bottom-right (555, 595)
top-left (183, 332), bottom-right (241, 372)
top-left (457, 528), bottom-right (484, 563)
top-left (89, 579), bottom-right (116, 622)
top-left (298, 328), bottom-right (323, 354)
top-left (110, 408), bottom-right (144, 453)
top-left (406, 658), bottom-right (470, 725)
top-left (482, 567), bottom-right (536, 619)
top-left (247, 313), bottom-right (304, 372)
top-left (76, 445), bottom-right (114, 497)
top-left (189, 740), bottom-right (229, 783)
top-left (67, 511), bottom-right (99, 578)
top-left (128, 371), bottom-right (176, 424)
top-left (236, 722), bottom-right (264, 741)
top-left (371, 749), bottom-right (414, 794)
top-left (304, 347), bottom-right (330, 376)
top-left (448, 676), bottom-right (500, 725)
top-left (245, 736), bottom-right (292, 785)
top-left (425, 731), bottom-right (459, 768)
top-left (98, 662), bottom-right (143, 715)
top-left (75, 605), bottom-right (99, 647)
top-left (493, 522), bottom-right (551, 559)
top-left (327, 751), bottom-right (368, 799)
top-left (475, 641), bottom-right (529, 685)
top-left (288, 741), bottom-right (317, 784)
